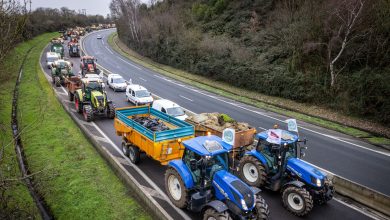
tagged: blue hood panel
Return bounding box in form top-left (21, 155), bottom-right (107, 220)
top-left (287, 158), bottom-right (326, 186)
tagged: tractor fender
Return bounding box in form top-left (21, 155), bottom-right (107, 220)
top-left (203, 200), bottom-right (228, 213)
top-left (75, 90), bottom-right (83, 102)
top-left (251, 186), bottom-right (262, 195)
top-left (244, 149), bottom-right (270, 172)
top-left (167, 160), bottom-right (195, 189)
top-left (283, 180), bottom-right (305, 190)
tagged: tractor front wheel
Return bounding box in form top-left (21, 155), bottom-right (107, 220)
top-left (238, 156), bottom-right (267, 187)
top-left (165, 168), bottom-right (188, 209)
top-left (282, 186), bottom-right (313, 216)
top-left (68, 92), bottom-right (74, 101)
top-left (128, 145), bottom-right (140, 164)
top-left (83, 105), bottom-right (93, 122)
top-left (75, 95), bottom-right (83, 113)
top-left (203, 208), bottom-right (232, 220)
top-left (254, 195), bottom-right (270, 220)
top-left (55, 76), bottom-right (61, 87)
top-left (106, 102), bottom-right (115, 119)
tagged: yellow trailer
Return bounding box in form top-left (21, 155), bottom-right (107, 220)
top-left (115, 106), bottom-right (194, 165)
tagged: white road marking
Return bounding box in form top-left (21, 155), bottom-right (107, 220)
top-left (102, 40), bottom-right (105, 45)
top-left (333, 198), bottom-right (381, 220)
top-left (179, 95), bottom-right (193, 102)
top-left (105, 46), bottom-right (113, 54)
top-left (139, 77), bottom-right (147, 82)
top-left (118, 57), bottom-right (142, 70)
top-left (258, 126), bottom-right (267, 131)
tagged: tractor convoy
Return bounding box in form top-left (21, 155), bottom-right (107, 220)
top-left (46, 28), bottom-right (335, 220)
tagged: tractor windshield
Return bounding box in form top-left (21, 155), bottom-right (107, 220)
top-left (86, 82), bottom-right (102, 91)
top-left (205, 153), bottom-right (229, 177)
top-left (258, 140), bottom-right (297, 159)
top-left (84, 59), bottom-right (94, 64)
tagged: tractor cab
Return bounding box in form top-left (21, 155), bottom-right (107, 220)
top-left (182, 136), bottom-right (231, 188)
top-left (81, 78), bottom-right (104, 100)
top-left (80, 56), bottom-right (97, 75)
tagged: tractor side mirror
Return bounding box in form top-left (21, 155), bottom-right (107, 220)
top-left (190, 159), bottom-right (197, 171)
top-left (300, 151), bottom-right (306, 158)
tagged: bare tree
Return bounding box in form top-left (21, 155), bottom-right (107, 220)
top-left (111, 0), bottom-right (141, 44)
top-left (327, 0), bottom-right (364, 87)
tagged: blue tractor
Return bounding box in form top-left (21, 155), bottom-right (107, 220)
top-left (165, 135), bottom-right (270, 220)
top-left (237, 129), bottom-right (334, 216)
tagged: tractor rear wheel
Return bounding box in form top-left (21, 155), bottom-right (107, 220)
top-left (83, 105), bottom-right (93, 122)
top-left (128, 145), bottom-right (140, 164)
top-left (203, 208), bottom-right (232, 220)
top-left (253, 195), bottom-right (270, 220)
top-left (238, 156), bottom-right (267, 187)
top-left (75, 95), bottom-right (83, 113)
top-left (165, 168), bottom-right (188, 209)
top-left (282, 186), bottom-right (313, 216)
top-left (106, 102), bottom-right (115, 119)
top-left (121, 141), bottom-right (129, 157)
top-left (55, 76), bottom-right (61, 87)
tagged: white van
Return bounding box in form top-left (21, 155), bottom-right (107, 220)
top-left (152, 99), bottom-right (188, 120)
top-left (46, 52), bottom-right (60, 69)
top-left (126, 84), bottom-right (153, 105)
top-left (107, 74), bottom-right (127, 92)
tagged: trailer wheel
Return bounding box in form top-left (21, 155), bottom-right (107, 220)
top-left (203, 208), bottom-right (232, 220)
top-left (106, 102), bottom-right (115, 119)
top-left (282, 186), bottom-right (313, 216)
top-left (83, 105), bottom-right (93, 122)
top-left (75, 95), bottom-right (83, 113)
top-left (128, 145), bottom-right (140, 164)
top-left (68, 92), bottom-right (74, 101)
top-left (165, 168), bottom-right (188, 209)
top-left (254, 195), bottom-right (270, 220)
top-left (121, 141), bottom-right (129, 157)
top-left (238, 156), bottom-right (267, 187)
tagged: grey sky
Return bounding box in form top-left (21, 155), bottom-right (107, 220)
top-left (31, 0), bottom-right (150, 16)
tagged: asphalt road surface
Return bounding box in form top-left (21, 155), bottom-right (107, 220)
top-left (39, 30), bottom-right (381, 219)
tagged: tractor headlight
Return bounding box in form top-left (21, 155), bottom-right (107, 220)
top-left (316, 178), bottom-right (322, 187)
top-left (241, 199), bottom-right (248, 211)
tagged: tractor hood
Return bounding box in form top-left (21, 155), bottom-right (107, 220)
top-left (286, 158), bottom-right (326, 188)
top-left (212, 170), bottom-right (256, 211)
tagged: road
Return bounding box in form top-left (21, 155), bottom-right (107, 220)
top-left (40, 30), bottom-right (379, 219)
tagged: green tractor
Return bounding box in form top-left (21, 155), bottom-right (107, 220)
top-left (51, 59), bottom-right (74, 87)
top-left (74, 77), bottom-right (115, 122)
top-left (50, 41), bottom-right (64, 58)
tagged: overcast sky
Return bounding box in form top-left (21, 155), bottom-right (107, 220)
top-left (31, 0), bottom-right (150, 16)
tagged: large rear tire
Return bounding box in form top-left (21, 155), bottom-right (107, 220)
top-left (75, 95), bottom-right (83, 113)
top-left (121, 141), bottom-right (129, 157)
top-left (238, 156), bottom-right (267, 187)
top-left (203, 208), bottom-right (232, 220)
top-left (253, 195), bottom-right (270, 220)
top-left (83, 105), bottom-right (93, 122)
top-left (55, 76), bottom-right (61, 87)
top-left (282, 186), bottom-right (313, 216)
top-left (128, 145), bottom-right (140, 164)
top-left (165, 168), bottom-right (188, 209)
top-left (106, 102), bottom-right (115, 119)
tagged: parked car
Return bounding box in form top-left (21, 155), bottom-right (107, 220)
top-left (126, 84), bottom-right (153, 105)
top-left (152, 99), bottom-right (188, 120)
top-left (46, 52), bottom-right (60, 69)
top-left (107, 74), bottom-right (127, 92)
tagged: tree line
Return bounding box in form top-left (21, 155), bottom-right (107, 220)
top-left (111, 0), bottom-right (389, 125)
top-left (0, 0), bottom-right (110, 64)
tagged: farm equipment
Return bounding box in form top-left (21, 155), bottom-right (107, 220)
top-left (51, 59), bottom-right (74, 87)
top-left (237, 129), bottom-right (334, 216)
top-left (165, 135), bottom-right (269, 219)
top-left (74, 76), bottom-right (115, 122)
top-left (114, 105), bottom-right (195, 164)
top-left (50, 42), bottom-right (64, 58)
top-left (68, 43), bottom-right (80, 57)
top-left (65, 76), bottom-right (82, 101)
top-left (185, 113), bottom-right (256, 148)
top-left (80, 56), bottom-right (101, 76)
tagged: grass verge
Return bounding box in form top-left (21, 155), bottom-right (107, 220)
top-left (108, 32), bottom-right (390, 147)
top-left (0, 33), bottom-right (150, 219)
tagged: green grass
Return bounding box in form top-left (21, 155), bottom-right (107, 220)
top-left (0, 33), bottom-right (150, 219)
top-left (108, 33), bottom-right (390, 147)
